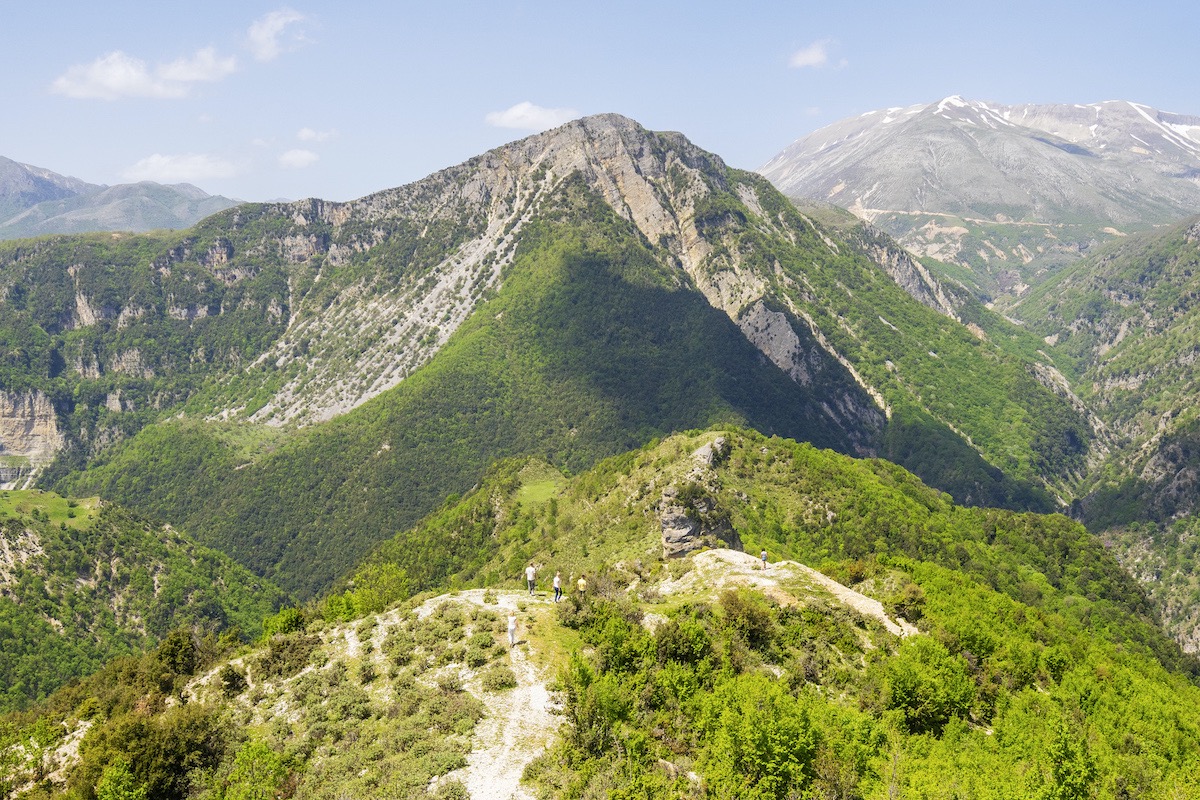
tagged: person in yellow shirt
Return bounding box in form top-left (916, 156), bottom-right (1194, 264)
top-left (576, 573), bottom-right (587, 595)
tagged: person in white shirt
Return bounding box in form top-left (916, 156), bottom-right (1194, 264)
top-left (507, 613), bottom-right (517, 647)
top-left (525, 563), bottom-right (536, 595)
top-left (553, 571), bottom-right (562, 602)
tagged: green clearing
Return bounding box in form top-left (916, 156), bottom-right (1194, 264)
top-left (0, 490), bottom-right (100, 529)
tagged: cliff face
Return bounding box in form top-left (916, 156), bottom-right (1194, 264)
top-left (0, 391), bottom-right (62, 487)
top-left (199, 114), bottom-right (887, 438)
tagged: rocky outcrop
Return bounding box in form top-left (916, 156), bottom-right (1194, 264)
top-left (737, 301), bottom-right (823, 386)
top-left (660, 491), bottom-right (741, 558)
top-left (0, 390), bottom-right (63, 486)
top-left (660, 439), bottom-right (742, 558)
top-left (853, 229), bottom-right (962, 319)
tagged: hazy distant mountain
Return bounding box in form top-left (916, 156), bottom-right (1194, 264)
top-left (0, 156), bottom-right (239, 239)
top-left (0, 156), bottom-right (91, 220)
top-left (761, 98), bottom-right (1200, 300)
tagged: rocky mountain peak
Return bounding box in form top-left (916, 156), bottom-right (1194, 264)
top-left (761, 97), bottom-right (1200, 300)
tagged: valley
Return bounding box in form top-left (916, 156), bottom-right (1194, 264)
top-left (2, 106), bottom-right (1200, 799)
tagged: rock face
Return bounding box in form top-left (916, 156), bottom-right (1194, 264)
top-left (224, 113), bottom-right (885, 441)
top-left (0, 391), bottom-right (62, 487)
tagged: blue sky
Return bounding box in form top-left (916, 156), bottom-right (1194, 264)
top-left (3, 1), bottom-right (1195, 202)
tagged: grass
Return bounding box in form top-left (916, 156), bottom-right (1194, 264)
top-left (515, 461), bottom-right (566, 506)
top-left (0, 489), bottom-right (100, 529)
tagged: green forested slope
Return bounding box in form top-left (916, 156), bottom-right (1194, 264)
top-left (1009, 217), bottom-right (1200, 646)
top-left (43, 117), bottom-right (1091, 599)
top-left (8, 430), bottom-right (1199, 800)
top-left (57, 180), bottom-right (870, 597)
top-left (349, 429), bottom-right (1200, 798)
top-left (0, 491), bottom-right (284, 711)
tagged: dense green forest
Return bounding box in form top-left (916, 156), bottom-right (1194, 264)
top-left (0, 491), bottom-right (285, 712)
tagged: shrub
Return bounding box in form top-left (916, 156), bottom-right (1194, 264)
top-left (481, 665), bottom-right (517, 692)
top-left (219, 665), bottom-right (247, 698)
top-left (256, 633), bottom-right (321, 680)
top-left (437, 672), bottom-right (464, 693)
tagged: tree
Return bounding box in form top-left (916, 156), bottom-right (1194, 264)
top-left (95, 758), bottom-right (146, 800)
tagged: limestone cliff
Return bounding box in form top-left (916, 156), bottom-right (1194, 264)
top-left (0, 391), bottom-right (62, 487)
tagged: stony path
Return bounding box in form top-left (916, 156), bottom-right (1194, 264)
top-left (427, 590), bottom-right (559, 800)
top-left (657, 548), bottom-right (918, 637)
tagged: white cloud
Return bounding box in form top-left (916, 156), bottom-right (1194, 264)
top-left (52, 51), bottom-right (184, 100)
top-left (122, 153), bottom-right (238, 183)
top-left (789, 39), bottom-right (845, 69)
top-left (159, 47), bottom-right (237, 82)
top-left (51, 48), bottom-right (237, 100)
top-left (297, 127), bottom-right (337, 142)
top-left (485, 101), bottom-right (579, 131)
top-left (279, 149), bottom-right (319, 169)
top-left (247, 9), bottom-right (309, 62)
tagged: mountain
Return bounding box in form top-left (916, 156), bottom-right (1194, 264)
top-left (0, 489), bottom-right (285, 711)
top-left (761, 98), bottom-right (1200, 300)
top-left (3, 115), bottom-right (1093, 597)
top-left (0, 157), bottom-right (91, 222)
top-left (0, 156), bottom-right (239, 240)
top-left (5, 430), bottom-right (1200, 799)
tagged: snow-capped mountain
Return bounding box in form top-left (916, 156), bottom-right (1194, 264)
top-left (761, 98), bottom-right (1200, 300)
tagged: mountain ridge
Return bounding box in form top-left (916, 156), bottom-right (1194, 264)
top-left (761, 97), bottom-right (1200, 300)
top-left (0, 156), bottom-right (239, 240)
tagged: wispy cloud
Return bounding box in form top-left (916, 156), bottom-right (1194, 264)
top-left (247, 9), bottom-right (309, 62)
top-left (789, 39), bottom-right (846, 69)
top-left (485, 101), bottom-right (579, 131)
top-left (297, 127), bottom-right (337, 142)
top-left (122, 153), bottom-right (238, 183)
top-left (279, 149), bottom-right (319, 169)
top-left (51, 48), bottom-right (235, 100)
top-left (159, 47), bottom-right (237, 83)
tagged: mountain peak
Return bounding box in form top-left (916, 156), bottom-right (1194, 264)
top-left (761, 97), bottom-right (1200, 299)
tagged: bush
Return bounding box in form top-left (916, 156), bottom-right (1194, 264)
top-left (882, 637), bottom-right (974, 734)
top-left (219, 665), bottom-right (247, 698)
top-left (256, 633), bottom-right (321, 680)
top-left (481, 665), bottom-right (517, 692)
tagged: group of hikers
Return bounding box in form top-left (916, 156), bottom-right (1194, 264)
top-left (524, 563), bottom-right (584, 602)
top-left (508, 552), bottom-right (770, 647)
top-left (508, 563), bottom-right (587, 647)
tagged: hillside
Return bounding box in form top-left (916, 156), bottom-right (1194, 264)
top-left (0, 490), bottom-right (285, 712)
top-left (1010, 216), bottom-right (1200, 647)
top-left (761, 98), bottom-right (1200, 301)
top-left (1013, 216), bottom-right (1200, 528)
top-left (4, 430), bottom-right (1199, 799)
top-left (33, 116), bottom-right (1095, 597)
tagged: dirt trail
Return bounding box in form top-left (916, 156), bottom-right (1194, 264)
top-left (658, 548), bottom-right (918, 637)
top-left (424, 590), bottom-right (559, 800)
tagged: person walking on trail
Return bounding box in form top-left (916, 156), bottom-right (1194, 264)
top-left (761, 549), bottom-right (768, 570)
top-left (577, 573), bottom-right (587, 595)
top-left (507, 612), bottom-right (518, 647)
top-left (553, 571), bottom-right (562, 603)
top-left (526, 563), bottom-right (536, 596)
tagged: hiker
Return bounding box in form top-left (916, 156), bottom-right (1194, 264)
top-left (553, 571), bottom-right (562, 602)
top-left (577, 573), bottom-right (587, 595)
top-left (761, 549), bottom-right (768, 570)
top-left (525, 563), bottom-right (536, 595)
top-left (507, 612), bottom-right (517, 647)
